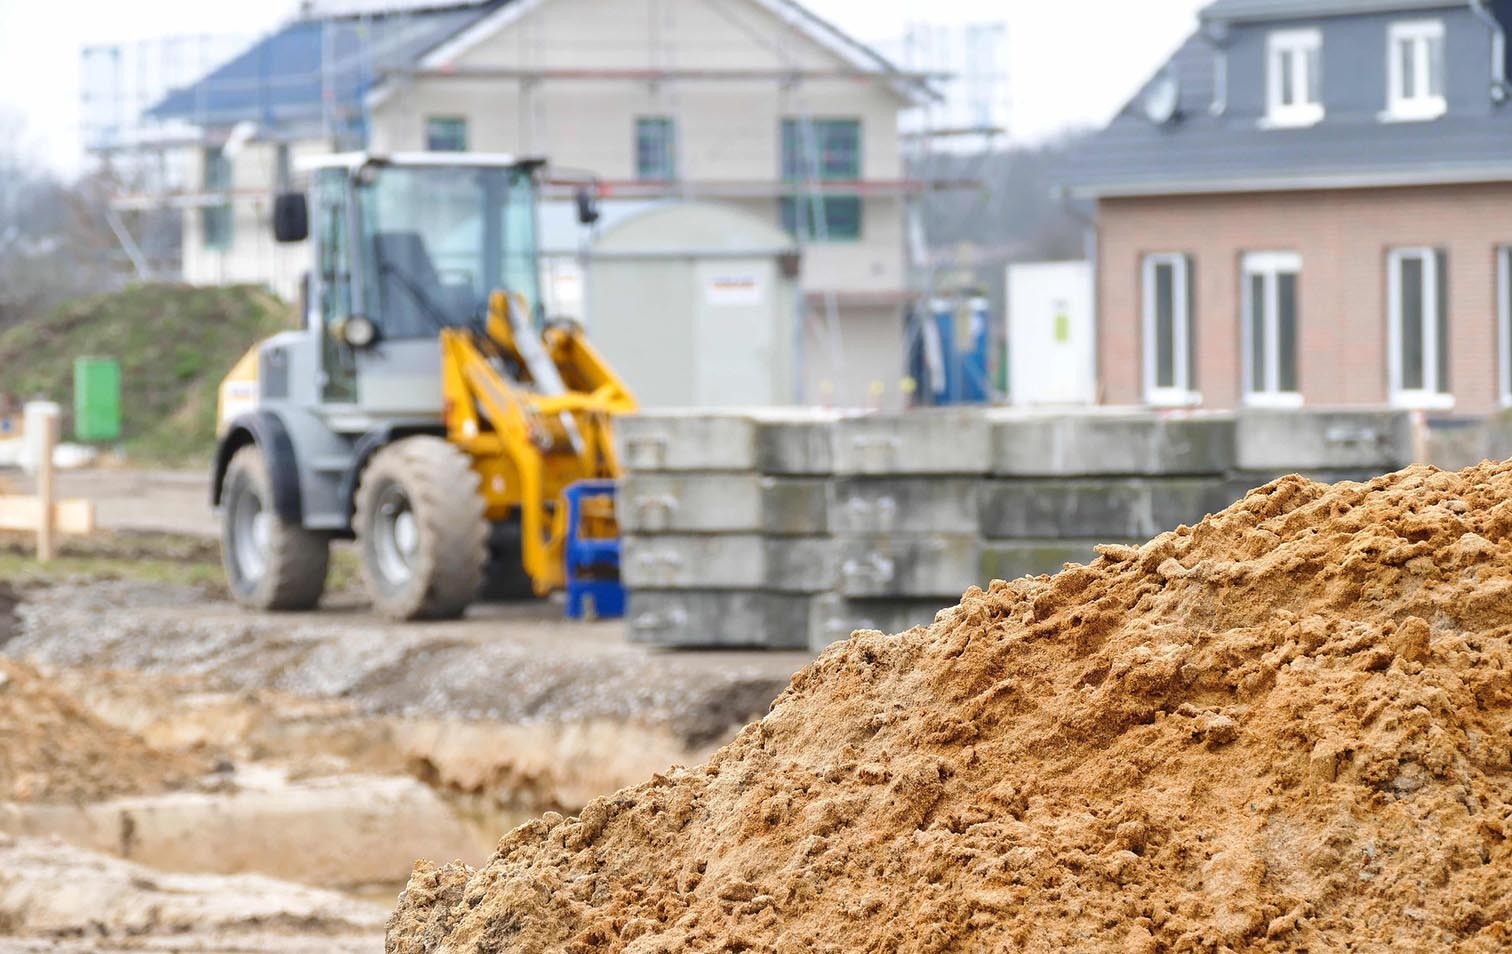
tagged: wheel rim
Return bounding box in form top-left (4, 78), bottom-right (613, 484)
top-left (372, 483), bottom-right (421, 587)
top-left (230, 482), bottom-right (270, 584)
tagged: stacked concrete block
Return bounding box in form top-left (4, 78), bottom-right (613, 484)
top-left (617, 408), bottom-right (1420, 652)
top-left (618, 411), bottom-right (839, 649)
top-left (1234, 410), bottom-right (1417, 486)
top-left (978, 412), bottom-right (1239, 604)
top-left (822, 411), bottom-right (993, 650)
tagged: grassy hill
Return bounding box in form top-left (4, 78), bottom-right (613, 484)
top-left (0, 284), bottom-right (295, 462)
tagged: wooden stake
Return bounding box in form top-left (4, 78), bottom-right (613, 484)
top-left (36, 410), bottom-right (57, 563)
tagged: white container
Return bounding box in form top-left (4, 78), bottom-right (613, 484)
top-left (1007, 261), bottom-right (1096, 407)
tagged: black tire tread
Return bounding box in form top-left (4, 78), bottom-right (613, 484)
top-left (222, 445), bottom-right (329, 612)
top-left (354, 436), bottom-right (487, 621)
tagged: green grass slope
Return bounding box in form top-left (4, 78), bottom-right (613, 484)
top-left (0, 284), bottom-right (294, 462)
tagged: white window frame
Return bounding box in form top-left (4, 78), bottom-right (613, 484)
top-left (1385, 20), bottom-right (1447, 122)
top-left (1241, 252), bottom-right (1304, 408)
top-left (1265, 29), bottom-right (1324, 128)
top-left (1387, 247), bottom-right (1453, 410)
top-left (1499, 247), bottom-right (1512, 407)
top-left (1142, 253), bottom-right (1200, 407)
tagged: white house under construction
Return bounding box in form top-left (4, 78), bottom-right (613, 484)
top-left (119, 0), bottom-right (941, 408)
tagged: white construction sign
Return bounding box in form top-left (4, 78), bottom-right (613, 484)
top-left (703, 273), bottom-right (766, 307)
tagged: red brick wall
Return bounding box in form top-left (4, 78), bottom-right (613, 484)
top-left (1097, 185), bottom-right (1512, 414)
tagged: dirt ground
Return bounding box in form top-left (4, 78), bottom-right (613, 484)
top-left (55, 468), bottom-right (217, 538)
top-left (0, 510), bottom-right (814, 952)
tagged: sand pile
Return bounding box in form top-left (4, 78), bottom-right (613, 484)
top-left (0, 658), bottom-right (204, 802)
top-left (388, 464), bottom-right (1512, 953)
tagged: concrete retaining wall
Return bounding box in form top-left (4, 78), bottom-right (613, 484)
top-left (618, 409), bottom-right (1419, 651)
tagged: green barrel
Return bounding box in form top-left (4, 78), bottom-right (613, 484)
top-left (73, 356), bottom-right (122, 442)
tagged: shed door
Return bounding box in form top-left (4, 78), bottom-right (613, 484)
top-left (1008, 262), bottom-right (1095, 406)
top-left (693, 260), bottom-right (779, 406)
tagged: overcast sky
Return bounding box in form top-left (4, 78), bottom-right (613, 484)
top-left (0, 0), bottom-right (1205, 174)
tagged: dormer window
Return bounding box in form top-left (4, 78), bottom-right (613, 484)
top-left (1267, 29), bottom-right (1323, 127)
top-left (1386, 20), bottom-right (1446, 121)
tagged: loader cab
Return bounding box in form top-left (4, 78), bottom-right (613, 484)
top-left (277, 154), bottom-right (547, 419)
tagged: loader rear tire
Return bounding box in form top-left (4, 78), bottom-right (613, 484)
top-left (354, 436), bottom-right (487, 621)
top-left (221, 445), bottom-right (330, 612)
top-left (478, 516), bottom-right (538, 603)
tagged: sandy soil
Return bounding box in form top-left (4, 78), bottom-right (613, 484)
top-left (391, 464), bottom-right (1512, 953)
top-left (0, 657), bottom-right (206, 803)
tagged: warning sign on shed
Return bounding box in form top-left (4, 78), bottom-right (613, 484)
top-left (704, 273), bottom-right (765, 307)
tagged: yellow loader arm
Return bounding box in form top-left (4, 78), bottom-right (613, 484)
top-left (439, 292), bottom-right (636, 594)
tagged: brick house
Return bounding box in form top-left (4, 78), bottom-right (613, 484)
top-left (1062, 0), bottom-right (1512, 415)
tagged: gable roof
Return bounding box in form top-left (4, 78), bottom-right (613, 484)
top-left (150, 0), bottom-right (926, 138)
top-left (147, 2), bottom-right (507, 136)
top-left (391, 0), bottom-right (929, 104)
top-left (1059, 10), bottom-right (1512, 199)
top-left (1202, 0), bottom-right (1469, 21)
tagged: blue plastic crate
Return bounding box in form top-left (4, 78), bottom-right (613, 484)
top-left (562, 480), bottom-right (625, 620)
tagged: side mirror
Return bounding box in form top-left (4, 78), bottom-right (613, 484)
top-left (574, 186), bottom-right (601, 226)
top-left (273, 192), bottom-right (309, 243)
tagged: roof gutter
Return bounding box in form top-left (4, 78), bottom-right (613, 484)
top-left (1068, 163), bottom-right (1512, 199)
top-left (1469, 0), bottom-right (1510, 104)
top-left (1201, 0), bottom-right (1464, 23)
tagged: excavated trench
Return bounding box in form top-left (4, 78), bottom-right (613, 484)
top-left (0, 576), bottom-right (797, 944)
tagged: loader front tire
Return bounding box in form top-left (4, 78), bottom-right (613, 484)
top-left (221, 445), bottom-right (330, 611)
top-left (354, 436), bottom-right (487, 621)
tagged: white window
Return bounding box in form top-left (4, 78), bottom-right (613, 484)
top-left (1267, 29), bottom-right (1324, 127)
top-left (1499, 247), bottom-right (1512, 406)
top-left (1386, 21), bottom-right (1446, 121)
top-left (1142, 253), bottom-right (1198, 406)
top-left (1241, 252), bottom-right (1302, 407)
top-left (1387, 248), bottom-right (1451, 408)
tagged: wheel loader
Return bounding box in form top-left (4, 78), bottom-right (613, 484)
top-left (212, 153), bottom-right (635, 621)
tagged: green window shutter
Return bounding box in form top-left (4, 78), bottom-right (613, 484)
top-left (636, 117), bottom-right (677, 181)
top-left (425, 117), bottom-right (468, 152)
top-left (778, 118), bottom-right (862, 242)
top-left (779, 196), bottom-right (862, 241)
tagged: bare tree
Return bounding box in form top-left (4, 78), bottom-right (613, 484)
top-left (0, 112), bottom-right (121, 331)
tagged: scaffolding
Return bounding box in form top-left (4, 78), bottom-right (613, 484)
top-left (86, 0), bottom-right (996, 404)
top-left (896, 17), bottom-right (1013, 405)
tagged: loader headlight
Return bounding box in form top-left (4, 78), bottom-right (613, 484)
top-left (342, 315), bottom-right (378, 348)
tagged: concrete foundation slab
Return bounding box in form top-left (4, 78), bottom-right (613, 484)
top-left (1223, 470), bottom-right (1395, 503)
top-left (989, 412), bottom-right (1236, 477)
top-left (626, 590), bottom-right (814, 648)
top-left (832, 412), bottom-right (991, 475)
top-left (1236, 410), bottom-right (1416, 472)
top-left (755, 418), bottom-right (840, 474)
top-left (618, 473), bottom-right (828, 535)
top-left (829, 478), bottom-right (979, 535)
top-left (979, 477), bottom-right (1234, 540)
top-left (615, 413), bottom-right (759, 472)
top-left (837, 534), bottom-right (980, 598)
top-left (807, 594), bottom-right (957, 651)
top-left (623, 535), bottom-right (835, 592)
top-left (980, 539), bottom-right (1125, 581)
